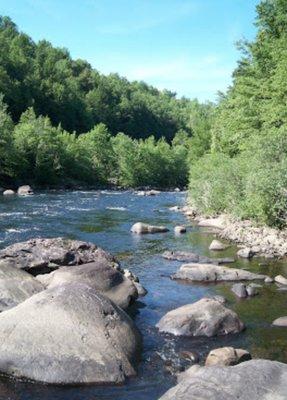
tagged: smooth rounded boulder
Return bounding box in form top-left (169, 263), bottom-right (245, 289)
top-left (0, 283), bottom-right (141, 384)
top-left (156, 298), bottom-right (244, 337)
top-left (36, 261), bottom-right (138, 309)
top-left (205, 347), bottom-right (251, 366)
top-left (0, 238), bottom-right (116, 275)
top-left (159, 359), bottom-right (287, 400)
top-left (131, 222), bottom-right (169, 234)
top-left (172, 263), bottom-right (267, 282)
top-left (0, 261), bottom-right (44, 311)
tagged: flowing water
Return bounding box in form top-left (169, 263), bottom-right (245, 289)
top-left (0, 190), bottom-right (286, 400)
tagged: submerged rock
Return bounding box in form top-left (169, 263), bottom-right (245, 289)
top-left (36, 261), bottom-right (138, 310)
top-left (0, 283), bottom-right (141, 384)
top-left (0, 238), bottom-right (116, 275)
top-left (205, 347), bottom-right (251, 367)
top-left (169, 206), bottom-right (181, 211)
top-left (159, 360), bottom-right (287, 400)
top-left (17, 185), bottom-right (33, 196)
top-left (209, 240), bottom-right (229, 251)
top-left (131, 222), bottom-right (169, 234)
top-left (156, 298), bottom-right (244, 337)
top-left (0, 261), bottom-right (44, 311)
top-left (172, 263), bottom-right (267, 282)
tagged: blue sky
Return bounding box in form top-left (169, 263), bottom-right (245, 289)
top-left (0, 0), bottom-right (259, 101)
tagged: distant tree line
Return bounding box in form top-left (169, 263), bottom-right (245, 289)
top-left (0, 16), bottom-right (192, 141)
top-left (0, 16), bottom-right (214, 189)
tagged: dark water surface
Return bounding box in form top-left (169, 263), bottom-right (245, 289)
top-left (0, 190), bottom-right (286, 400)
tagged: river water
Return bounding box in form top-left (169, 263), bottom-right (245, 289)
top-left (0, 190), bottom-right (286, 400)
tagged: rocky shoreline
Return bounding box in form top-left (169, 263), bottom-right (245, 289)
top-left (180, 206), bottom-right (287, 259)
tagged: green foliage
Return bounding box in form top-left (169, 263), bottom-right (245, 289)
top-left (0, 94), bottom-right (14, 180)
top-left (0, 16), bottom-right (192, 141)
top-left (112, 133), bottom-right (188, 188)
top-left (189, 0), bottom-right (287, 227)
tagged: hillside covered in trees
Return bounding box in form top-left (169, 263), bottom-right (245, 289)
top-left (0, 16), bottom-right (214, 189)
top-left (189, 0), bottom-right (287, 228)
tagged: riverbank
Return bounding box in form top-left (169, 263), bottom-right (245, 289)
top-left (181, 206), bottom-right (287, 259)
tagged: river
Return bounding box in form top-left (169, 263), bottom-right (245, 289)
top-left (0, 190), bottom-right (286, 400)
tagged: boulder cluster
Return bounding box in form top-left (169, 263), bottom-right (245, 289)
top-left (0, 238), bottom-right (145, 384)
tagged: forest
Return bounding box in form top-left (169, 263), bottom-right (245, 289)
top-left (0, 16), bottom-right (213, 189)
top-left (189, 0), bottom-right (287, 228)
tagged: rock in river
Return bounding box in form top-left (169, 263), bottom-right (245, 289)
top-left (159, 359), bottom-right (287, 400)
top-left (209, 239), bottom-right (228, 251)
top-left (156, 298), bottom-right (244, 337)
top-left (0, 283), bottom-right (141, 384)
top-left (237, 247), bottom-right (254, 259)
top-left (3, 189), bottom-right (15, 196)
top-left (131, 222), bottom-right (169, 234)
top-left (0, 260), bottom-right (44, 311)
top-left (172, 263), bottom-right (267, 282)
top-left (205, 347), bottom-right (251, 366)
top-left (272, 316), bottom-right (287, 327)
top-left (162, 251), bottom-right (235, 264)
top-left (17, 185), bottom-right (33, 195)
top-left (174, 225), bottom-right (186, 234)
top-left (0, 238), bottom-right (116, 275)
top-left (36, 261), bottom-right (138, 310)
top-left (275, 275), bottom-right (287, 285)
top-left (232, 283), bottom-right (248, 298)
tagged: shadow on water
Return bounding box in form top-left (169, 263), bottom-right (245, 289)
top-left (0, 190), bottom-right (286, 399)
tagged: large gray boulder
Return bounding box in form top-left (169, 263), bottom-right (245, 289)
top-left (36, 261), bottom-right (138, 310)
top-left (0, 261), bottom-right (44, 311)
top-left (131, 222), bottom-right (169, 234)
top-left (172, 263), bottom-right (267, 282)
top-left (0, 283), bottom-right (141, 384)
top-left (159, 359), bottom-right (287, 400)
top-left (156, 298), bottom-right (244, 337)
top-left (0, 238), bottom-right (116, 275)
